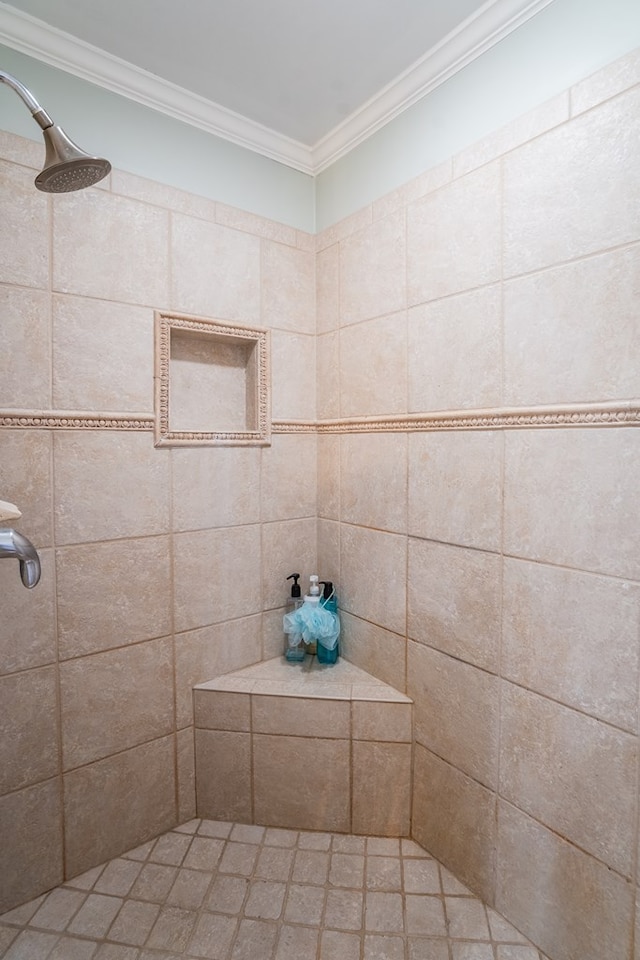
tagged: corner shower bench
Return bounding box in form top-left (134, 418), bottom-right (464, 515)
top-left (193, 657), bottom-right (413, 836)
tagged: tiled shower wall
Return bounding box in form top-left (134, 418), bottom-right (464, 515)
top-left (0, 133), bottom-right (318, 912)
top-left (315, 49), bottom-right (640, 960)
top-left (0, 44), bottom-right (639, 960)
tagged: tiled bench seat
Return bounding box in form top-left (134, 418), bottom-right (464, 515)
top-left (194, 657), bottom-right (413, 837)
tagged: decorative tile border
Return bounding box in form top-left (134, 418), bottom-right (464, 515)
top-left (0, 412), bottom-right (154, 430)
top-left (2, 402), bottom-right (639, 434)
top-left (276, 401), bottom-right (640, 434)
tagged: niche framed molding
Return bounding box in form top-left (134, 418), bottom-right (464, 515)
top-left (154, 311), bottom-right (270, 446)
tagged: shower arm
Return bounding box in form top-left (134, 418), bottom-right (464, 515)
top-left (0, 69), bottom-right (54, 130)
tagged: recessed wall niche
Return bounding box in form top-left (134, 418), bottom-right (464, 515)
top-left (154, 311), bottom-right (270, 446)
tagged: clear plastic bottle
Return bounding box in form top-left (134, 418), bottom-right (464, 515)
top-left (284, 573), bottom-right (305, 662)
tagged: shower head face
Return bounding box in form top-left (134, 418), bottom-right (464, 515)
top-left (35, 156), bottom-right (112, 193)
top-left (36, 124), bottom-right (111, 193)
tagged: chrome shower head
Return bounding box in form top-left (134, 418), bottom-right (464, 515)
top-left (0, 69), bottom-right (111, 193)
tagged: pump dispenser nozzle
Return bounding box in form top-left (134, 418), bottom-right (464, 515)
top-left (319, 580), bottom-right (334, 601)
top-left (286, 573), bottom-right (301, 598)
top-left (309, 575), bottom-right (320, 596)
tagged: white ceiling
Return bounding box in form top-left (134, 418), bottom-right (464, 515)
top-left (0, 0), bottom-right (555, 172)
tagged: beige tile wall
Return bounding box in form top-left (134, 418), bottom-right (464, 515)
top-left (315, 48), bottom-right (640, 960)
top-left (0, 134), bottom-right (317, 912)
top-left (1, 45), bottom-right (639, 960)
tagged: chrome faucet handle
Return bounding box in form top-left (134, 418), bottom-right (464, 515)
top-left (0, 528), bottom-right (41, 588)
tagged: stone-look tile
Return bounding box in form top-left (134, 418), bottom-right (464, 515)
top-left (56, 536), bottom-right (171, 660)
top-left (130, 862), bottom-right (177, 903)
top-left (245, 879), bottom-right (286, 920)
top-left (176, 728), bottom-right (196, 825)
top-left (340, 433), bottom-right (407, 534)
top-left (261, 434), bottom-right (317, 522)
top-left (316, 206), bottom-right (373, 252)
top-left (52, 295), bottom-right (153, 412)
top-left (174, 616), bottom-right (261, 727)
top-left (270, 330), bottom-right (316, 420)
top-left (194, 690), bottom-right (251, 732)
top-left (150, 831), bottom-right (192, 866)
top-left (496, 801), bottom-right (634, 960)
top-left (408, 286), bottom-right (502, 413)
top-left (170, 215), bottom-right (260, 321)
top-left (166, 868), bottom-right (211, 910)
top-left (500, 683), bottom-right (636, 877)
top-left (0, 285), bottom-right (50, 408)
top-left (324, 888), bottom-right (363, 929)
top-left (405, 159), bottom-right (453, 205)
top-left (407, 162), bottom-right (501, 305)
top-left (30, 888), bottom-right (87, 931)
top-left (339, 312), bottom-right (407, 417)
top-left (63, 737), bottom-right (175, 878)
top-left (67, 893), bottom-right (123, 937)
top-left (0, 158), bottom-right (49, 289)
top-left (365, 891), bottom-right (404, 932)
top-left (352, 701), bottom-right (411, 743)
top-left (504, 428), bottom-right (640, 579)
top-left (366, 857), bottom-right (401, 891)
top-left (409, 641), bottom-right (499, 789)
top-left (405, 895), bottom-right (448, 936)
top-left (205, 874), bottom-right (248, 915)
top-left (174, 524), bottom-right (262, 632)
top-left (53, 431), bottom-right (170, 545)
top-left (408, 431), bottom-right (503, 552)
top-left (504, 245), bottom-right (640, 406)
top-left (276, 922), bottom-right (319, 960)
top-left (317, 436), bottom-right (340, 520)
top-left (0, 666), bottom-right (58, 792)
top-left (255, 846), bottom-right (295, 882)
top-left (503, 86), bottom-right (640, 277)
top-left (94, 859), bottom-right (142, 897)
top-left (454, 94), bottom-right (569, 179)
top-left (53, 190), bottom-right (169, 306)
top-left (171, 446), bottom-right (261, 531)
top-left (110, 168), bottom-right (216, 220)
top-left (261, 517), bottom-right (317, 610)
top-left (340, 525), bottom-right (406, 635)
top-left (108, 898), bottom-right (160, 946)
top-left (217, 204), bottom-right (298, 245)
top-left (0, 548), bottom-right (56, 675)
top-left (253, 734), bottom-right (350, 832)
top-left (352, 742), bottom-right (411, 837)
top-left (183, 835), bottom-right (224, 872)
top-left (365, 934), bottom-right (406, 960)
top-left (252, 695), bottom-right (350, 738)
top-left (320, 929), bottom-right (361, 960)
top-left (408, 539), bottom-right (501, 673)
top-left (262, 240), bottom-right (315, 334)
top-left (0, 129), bottom-right (43, 167)
top-left (146, 904), bottom-right (198, 953)
top-left (328, 852), bottom-right (364, 888)
top-left (571, 47), bottom-right (640, 116)
top-left (188, 910), bottom-right (237, 957)
top-left (317, 331), bottom-right (340, 420)
top-left (284, 883), bottom-right (324, 923)
top-left (60, 638), bottom-right (173, 769)
top-left (339, 210), bottom-right (406, 325)
top-left (262, 607), bottom-right (290, 661)
top-left (316, 244), bottom-right (339, 334)
top-left (0, 429), bottom-right (53, 548)
top-left (403, 859), bottom-right (440, 895)
top-left (502, 558), bottom-right (639, 731)
top-left (195, 731), bottom-right (251, 823)
top-left (339, 613), bottom-right (406, 693)
top-left (231, 918), bottom-right (278, 960)
top-left (0, 779), bottom-right (63, 913)
top-left (412, 744), bottom-right (496, 905)
top-left (445, 897), bottom-right (490, 938)
top-left (317, 518), bottom-right (340, 591)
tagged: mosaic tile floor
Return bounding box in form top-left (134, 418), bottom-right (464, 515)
top-left (0, 819), bottom-right (549, 960)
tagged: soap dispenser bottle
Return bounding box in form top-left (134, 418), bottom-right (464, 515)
top-left (317, 580), bottom-right (340, 664)
top-left (284, 573), bottom-right (305, 662)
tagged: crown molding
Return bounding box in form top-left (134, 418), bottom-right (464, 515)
top-left (311, 0), bottom-right (557, 171)
top-left (0, 0), bottom-right (556, 176)
top-left (0, 1), bottom-right (313, 173)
